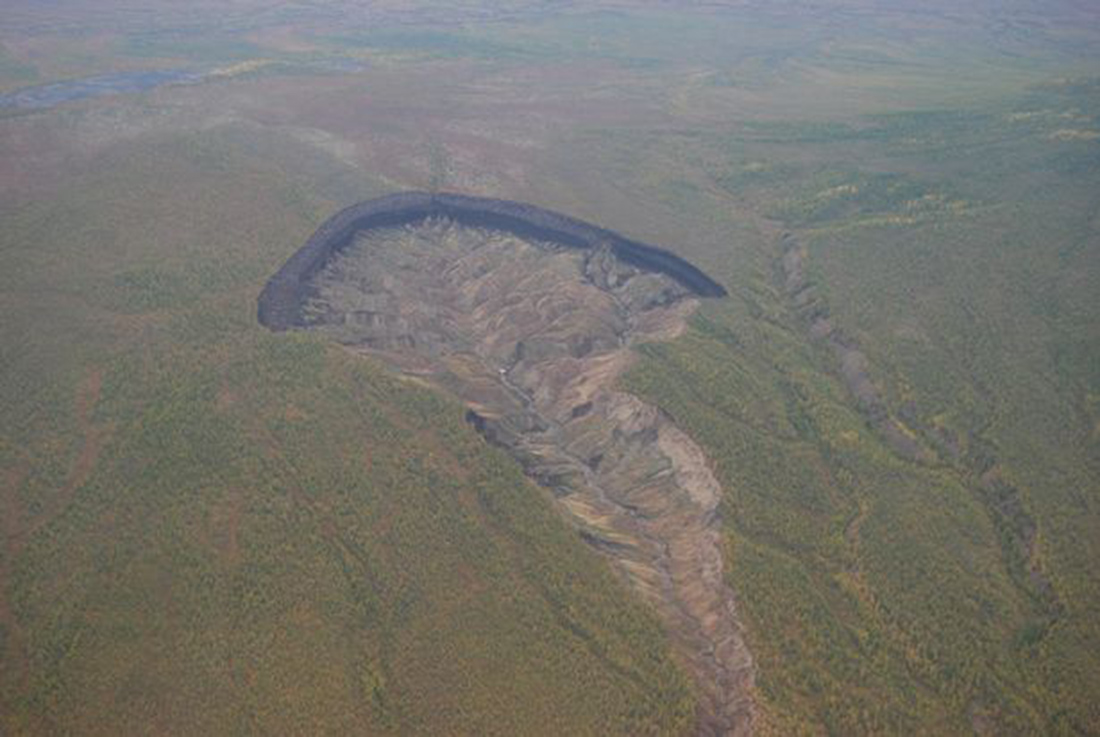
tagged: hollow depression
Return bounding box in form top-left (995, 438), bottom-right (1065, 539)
top-left (259, 195), bottom-right (753, 735)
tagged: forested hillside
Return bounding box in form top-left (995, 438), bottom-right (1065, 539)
top-left (1, 2), bottom-right (1097, 734)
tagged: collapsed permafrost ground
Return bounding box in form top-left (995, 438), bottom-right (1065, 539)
top-left (300, 218), bottom-right (754, 735)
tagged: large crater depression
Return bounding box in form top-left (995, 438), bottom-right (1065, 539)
top-left (258, 194), bottom-right (753, 735)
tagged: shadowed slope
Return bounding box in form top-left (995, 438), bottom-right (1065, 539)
top-left (258, 191), bottom-right (728, 331)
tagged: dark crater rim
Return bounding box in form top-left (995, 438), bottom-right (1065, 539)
top-left (258, 190), bottom-right (727, 331)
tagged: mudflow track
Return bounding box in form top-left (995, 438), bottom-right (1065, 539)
top-left (259, 195), bottom-right (754, 735)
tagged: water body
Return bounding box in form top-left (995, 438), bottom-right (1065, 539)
top-left (0, 69), bottom-right (203, 110)
top-left (0, 59), bottom-right (368, 112)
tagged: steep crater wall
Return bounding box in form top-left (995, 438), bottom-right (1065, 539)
top-left (258, 191), bottom-right (728, 331)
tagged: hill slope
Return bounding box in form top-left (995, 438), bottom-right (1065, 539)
top-left (0, 132), bottom-right (694, 735)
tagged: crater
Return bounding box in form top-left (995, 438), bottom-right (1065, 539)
top-left (258, 191), bottom-right (726, 332)
top-left (259, 194), bottom-right (753, 735)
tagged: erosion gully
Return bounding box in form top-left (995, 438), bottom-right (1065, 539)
top-left (304, 220), bottom-right (756, 735)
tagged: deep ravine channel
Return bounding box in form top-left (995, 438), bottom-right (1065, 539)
top-left (297, 218), bottom-right (757, 734)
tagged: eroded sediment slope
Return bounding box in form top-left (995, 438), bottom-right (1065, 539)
top-left (258, 191), bottom-right (727, 331)
top-left (294, 219), bottom-right (754, 734)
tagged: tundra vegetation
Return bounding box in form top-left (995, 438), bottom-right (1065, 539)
top-left (1, 1), bottom-right (1098, 734)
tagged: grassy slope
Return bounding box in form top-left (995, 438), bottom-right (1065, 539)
top-left (787, 83), bottom-right (1100, 732)
top-left (619, 80), bottom-right (1099, 733)
top-left (0, 130), bottom-right (694, 735)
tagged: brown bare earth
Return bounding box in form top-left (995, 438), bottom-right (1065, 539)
top-left (9, 369), bottom-right (108, 548)
top-left (0, 463), bottom-right (31, 697)
top-left (61, 370), bottom-right (108, 501)
top-left (303, 219), bottom-right (755, 734)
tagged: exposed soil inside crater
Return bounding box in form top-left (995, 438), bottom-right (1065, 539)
top-left (301, 218), bottom-right (754, 735)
